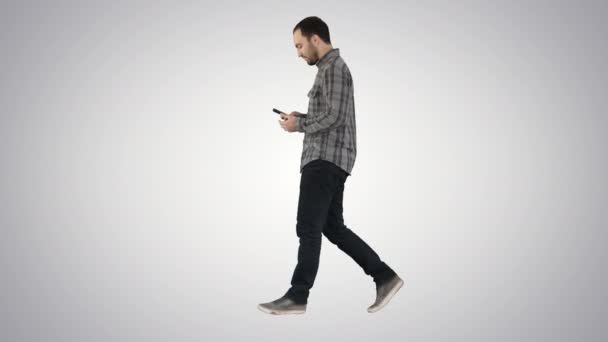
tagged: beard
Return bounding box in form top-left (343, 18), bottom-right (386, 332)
top-left (304, 49), bottom-right (318, 65)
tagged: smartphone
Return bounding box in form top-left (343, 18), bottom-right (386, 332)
top-left (272, 108), bottom-right (307, 118)
top-left (272, 108), bottom-right (286, 115)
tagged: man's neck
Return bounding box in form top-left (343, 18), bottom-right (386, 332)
top-left (317, 45), bottom-right (333, 61)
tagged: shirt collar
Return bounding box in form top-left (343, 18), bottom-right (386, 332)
top-left (316, 48), bottom-right (339, 68)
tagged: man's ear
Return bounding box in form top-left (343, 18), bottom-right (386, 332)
top-left (310, 34), bottom-right (318, 46)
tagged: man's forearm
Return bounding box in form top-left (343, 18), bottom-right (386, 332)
top-left (296, 108), bottom-right (346, 134)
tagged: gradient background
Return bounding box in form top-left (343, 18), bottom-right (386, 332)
top-left (1, 1), bottom-right (607, 341)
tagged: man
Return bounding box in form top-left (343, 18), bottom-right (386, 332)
top-left (258, 16), bottom-right (403, 315)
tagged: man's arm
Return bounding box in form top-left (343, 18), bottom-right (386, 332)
top-left (296, 63), bottom-right (351, 134)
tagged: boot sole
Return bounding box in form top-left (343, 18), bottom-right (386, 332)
top-left (257, 304), bottom-right (306, 315)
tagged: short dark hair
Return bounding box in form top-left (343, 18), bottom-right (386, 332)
top-left (293, 16), bottom-right (331, 44)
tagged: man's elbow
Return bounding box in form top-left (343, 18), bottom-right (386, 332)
top-left (325, 109), bottom-right (348, 130)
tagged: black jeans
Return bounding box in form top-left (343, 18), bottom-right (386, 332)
top-left (284, 159), bottom-right (397, 304)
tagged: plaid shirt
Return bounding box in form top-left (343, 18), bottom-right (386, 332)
top-left (295, 48), bottom-right (357, 176)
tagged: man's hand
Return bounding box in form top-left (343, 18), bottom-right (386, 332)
top-left (278, 111), bottom-right (302, 133)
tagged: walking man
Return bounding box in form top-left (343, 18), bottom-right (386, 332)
top-left (258, 16), bottom-right (403, 315)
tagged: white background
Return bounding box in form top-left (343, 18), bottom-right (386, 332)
top-left (1, 1), bottom-right (606, 341)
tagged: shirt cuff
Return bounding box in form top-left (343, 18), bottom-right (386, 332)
top-left (295, 116), bottom-right (306, 133)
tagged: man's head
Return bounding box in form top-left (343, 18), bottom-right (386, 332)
top-left (293, 16), bottom-right (332, 66)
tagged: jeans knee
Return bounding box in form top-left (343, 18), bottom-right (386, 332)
top-left (323, 224), bottom-right (346, 243)
top-left (296, 223), bottom-right (322, 240)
